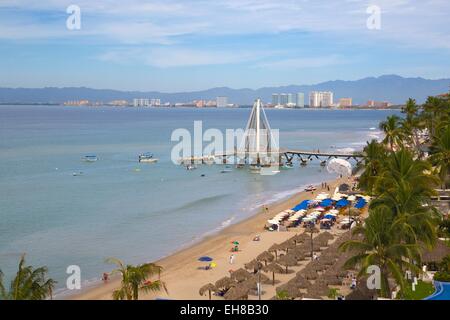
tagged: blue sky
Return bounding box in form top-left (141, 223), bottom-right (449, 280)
top-left (1, 0), bottom-right (450, 92)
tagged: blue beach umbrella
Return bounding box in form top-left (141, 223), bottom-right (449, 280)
top-left (198, 256), bottom-right (213, 262)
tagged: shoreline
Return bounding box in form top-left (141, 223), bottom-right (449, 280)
top-left (67, 176), bottom-right (348, 300)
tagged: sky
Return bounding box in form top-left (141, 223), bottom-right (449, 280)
top-left (0, 0), bottom-right (450, 92)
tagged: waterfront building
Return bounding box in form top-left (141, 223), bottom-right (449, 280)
top-left (286, 93), bottom-right (295, 107)
top-left (272, 93), bottom-right (280, 106)
top-left (133, 98), bottom-right (150, 107)
top-left (366, 100), bottom-right (390, 108)
top-left (216, 96), bottom-right (228, 108)
top-left (309, 91), bottom-right (333, 107)
top-left (296, 93), bottom-right (305, 108)
top-left (339, 98), bottom-right (353, 108)
top-left (279, 93), bottom-right (289, 106)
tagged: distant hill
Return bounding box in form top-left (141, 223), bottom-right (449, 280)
top-left (0, 75), bottom-right (449, 105)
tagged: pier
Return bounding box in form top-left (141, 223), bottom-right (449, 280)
top-left (179, 98), bottom-right (364, 167)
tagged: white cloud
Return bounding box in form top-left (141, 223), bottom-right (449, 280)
top-left (0, 0), bottom-right (449, 50)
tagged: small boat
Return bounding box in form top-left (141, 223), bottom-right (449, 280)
top-left (186, 164), bottom-right (196, 170)
top-left (138, 153), bottom-right (158, 163)
top-left (304, 185), bottom-right (317, 192)
top-left (221, 169), bottom-right (232, 173)
top-left (73, 171), bottom-right (84, 176)
top-left (250, 165), bottom-right (261, 173)
top-left (83, 155), bottom-right (98, 162)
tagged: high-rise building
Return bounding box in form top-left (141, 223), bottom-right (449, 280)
top-left (287, 93), bottom-right (295, 107)
top-left (272, 93), bottom-right (280, 106)
top-left (133, 98), bottom-right (150, 107)
top-left (296, 93), bottom-right (304, 108)
top-left (339, 98), bottom-right (352, 108)
top-left (150, 98), bottom-right (161, 106)
top-left (309, 91), bottom-right (333, 107)
top-left (279, 93), bottom-right (289, 106)
top-left (216, 96), bottom-right (228, 108)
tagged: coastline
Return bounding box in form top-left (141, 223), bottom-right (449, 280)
top-left (67, 176), bottom-right (348, 300)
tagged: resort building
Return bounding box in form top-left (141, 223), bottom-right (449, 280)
top-left (272, 93), bottom-right (280, 106)
top-left (366, 100), bottom-right (390, 108)
top-left (339, 98), bottom-right (353, 108)
top-left (309, 91), bottom-right (334, 108)
top-left (296, 93), bottom-right (305, 108)
top-left (216, 96), bottom-right (228, 108)
top-left (133, 98), bottom-right (150, 107)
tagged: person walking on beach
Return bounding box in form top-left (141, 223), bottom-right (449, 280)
top-left (102, 272), bottom-right (109, 283)
top-left (229, 254), bottom-right (235, 265)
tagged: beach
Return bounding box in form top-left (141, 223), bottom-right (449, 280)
top-left (69, 176), bottom-right (353, 300)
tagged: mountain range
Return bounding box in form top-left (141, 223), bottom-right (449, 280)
top-left (1, 75), bottom-right (449, 105)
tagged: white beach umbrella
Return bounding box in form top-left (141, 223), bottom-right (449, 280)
top-left (326, 158), bottom-right (352, 177)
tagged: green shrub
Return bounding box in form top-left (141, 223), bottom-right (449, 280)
top-left (434, 272), bottom-right (450, 282)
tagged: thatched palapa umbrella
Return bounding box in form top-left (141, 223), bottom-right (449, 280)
top-left (244, 260), bottom-right (259, 271)
top-left (231, 268), bottom-right (252, 282)
top-left (291, 275), bottom-right (310, 289)
top-left (268, 243), bottom-right (282, 260)
top-left (199, 283), bottom-right (216, 300)
top-left (215, 276), bottom-right (235, 291)
top-left (224, 285), bottom-right (249, 300)
top-left (277, 254), bottom-right (297, 273)
top-left (256, 251), bottom-right (274, 266)
top-left (277, 283), bottom-right (302, 299)
top-left (302, 269), bottom-right (318, 280)
top-left (263, 262), bottom-right (284, 285)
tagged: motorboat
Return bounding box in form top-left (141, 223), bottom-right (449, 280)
top-left (83, 155), bottom-right (98, 162)
top-left (138, 153), bottom-right (158, 163)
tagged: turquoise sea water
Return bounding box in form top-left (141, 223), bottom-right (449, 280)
top-left (0, 105), bottom-right (399, 295)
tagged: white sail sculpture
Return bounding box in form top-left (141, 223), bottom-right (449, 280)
top-left (237, 98), bottom-right (279, 166)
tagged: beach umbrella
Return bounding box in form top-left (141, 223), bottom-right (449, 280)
top-left (263, 262), bottom-right (284, 285)
top-left (199, 283), bottom-right (216, 300)
top-left (289, 275), bottom-right (310, 289)
top-left (244, 260), bottom-right (259, 271)
top-left (277, 255), bottom-right (297, 273)
top-left (268, 243), bottom-right (282, 260)
top-left (256, 251), bottom-right (274, 266)
top-left (322, 275), bottom-right (342, 286)
top-left (198, 256), bottom-right (213, 262)
top-left (231, 268), bottom-right (252, 282)
top-left (215, 277), bottom-right (235, 290)
top-left (278, 283), bottom-right (302, 299)
top-left (232, 241), bottom-right (240, 245)
top-left (308, 282), bottom-right (329, 297)
top-left (327, 158), bottom-right (352, 177)
top-left (302, 270), bottom-right (318, 280)
top-left (223, 285), bottom-right (249, 300)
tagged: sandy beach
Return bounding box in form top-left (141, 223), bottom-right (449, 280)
top-left (69, 176), bottom-right (353, 300)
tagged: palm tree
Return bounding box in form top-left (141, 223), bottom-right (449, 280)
top-left (400, 98), bottom-right (423, 154)
top-left (429, 125), bottom-right (450, 188)
top-left (358, 139), bottom-right (387, 194)
top-left (106, 258), bottom-right (167, 300)
top-left (0, 255), bottom-right (56, 300)
top-left (339, 206), bottom-right (421, 298)
top-left (371, 148), bottom-right (439, 247)
top-left (379, 115), bottom-right (404, 150)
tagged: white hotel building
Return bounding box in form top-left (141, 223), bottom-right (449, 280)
top-left (309, 91), bottom-right (334, 108)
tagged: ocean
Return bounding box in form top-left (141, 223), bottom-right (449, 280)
top-left (0, 105), bottom-right (399, 295)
